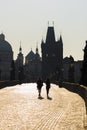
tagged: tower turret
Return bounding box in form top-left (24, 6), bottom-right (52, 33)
top-left (19, 44), bottom-right (22, 53)
top-left (36, 45), bottom-right (38, 54)
top-left (16, 43), bottom-right (24, 66)
top-left (60, 35), bottom-right (63, 43)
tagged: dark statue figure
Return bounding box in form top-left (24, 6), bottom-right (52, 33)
top-left (68, 55), bottom-right (75, 83)
top-left (80, 41), bottom-right (87, 86)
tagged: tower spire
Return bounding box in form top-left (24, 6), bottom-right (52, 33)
top-left (19, 41), bottom-right (22, 53)
top-left (60, 35), bottom-right (63, 43)
top-left (36, 42), bottom-right (38, 54)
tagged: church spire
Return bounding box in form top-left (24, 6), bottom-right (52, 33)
top-left (19, 41), bottom-right (22, 53)
top-left (16, 42), bottom-right (24, 66)
top-left (36, 42), bottom-right (39, 54)
top-left (60, 35), bottom-right (63, 44)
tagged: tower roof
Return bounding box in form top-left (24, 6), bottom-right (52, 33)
top-left (26, 50), bottom-right (35, 60)
top-left (46, 26), bottom-right (55, 44)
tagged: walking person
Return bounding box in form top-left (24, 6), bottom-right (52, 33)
top-left (46, 78), bottom-right (51, 99)
top-left (37, 78), bottom-right (43, 98)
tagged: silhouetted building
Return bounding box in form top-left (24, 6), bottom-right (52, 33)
top-left (80, 41), bottom-right (87, 86)
top-left (41, 26), bottom-right (63, 80)
top-left (63, 56), bottom-right (82, 83)
top-left (0, 28), bottom-right (83, 83)
top-left (0, 33), bottom-right (13, 80)
top-left (25, 48), bottom-right (41, 82)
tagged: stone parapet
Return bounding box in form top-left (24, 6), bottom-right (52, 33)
top-left (61, 82), bottom-right (87, 129)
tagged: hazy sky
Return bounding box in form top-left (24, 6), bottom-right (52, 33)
top-left (0, 0), bottom-right (87, 61)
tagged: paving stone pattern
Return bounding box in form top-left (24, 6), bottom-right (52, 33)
top-left (0, 83), bottom-right (86, 130)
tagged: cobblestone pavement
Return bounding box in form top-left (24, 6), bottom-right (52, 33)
top-left (0, 83), bottom-right (86, 130)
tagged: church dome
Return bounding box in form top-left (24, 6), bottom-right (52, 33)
top-left (0, 33), bottom-right (12, 52)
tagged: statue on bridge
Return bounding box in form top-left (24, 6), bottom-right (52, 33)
top-left (80, 41), bottom-right (87, 86)
top-left (68, 55), bottom-right (75, 83)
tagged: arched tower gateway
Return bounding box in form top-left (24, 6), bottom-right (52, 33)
top-left (0, 33), bottom-right (13, 80)
top-left (41, 26), bottom-right (63, 80)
